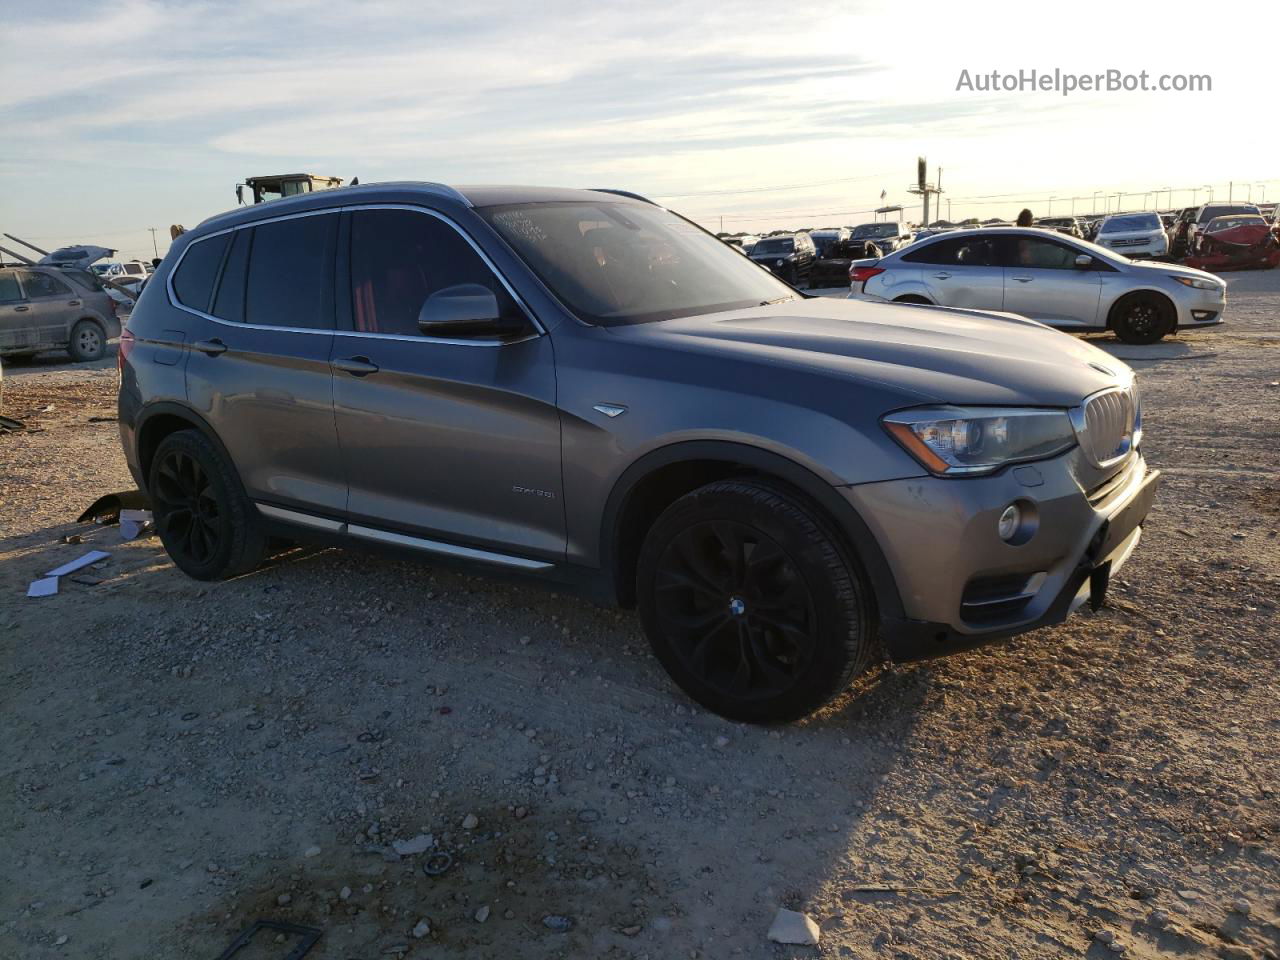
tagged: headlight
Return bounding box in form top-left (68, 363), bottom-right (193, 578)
top-left (1172, 275), bottom-right (1219, 290)
top-left (882, 407), bottom-right (1077, 476)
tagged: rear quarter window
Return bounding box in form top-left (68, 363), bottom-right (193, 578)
top-left (172, 234), bottom-right (231, 313)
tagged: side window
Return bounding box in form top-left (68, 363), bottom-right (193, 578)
top-left (0, 272), bottom-right (22, 302)
top-left (349, 209), bottom-right (525, 336)
top-left (172, 234), bottom-right (230, 313)
top-left (244, 214), bottom-right (336, 329)
top-left (1004, 237), bottom-right (1077, 270)
top-left (19, 271), bottom-right (72, 298)
top-left (212, 228), bottom-right (251, 323)
top-left (901, 236), bottom-right (994, 266)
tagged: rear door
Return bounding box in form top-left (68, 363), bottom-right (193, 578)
top-left (900, 235), bottom-right (1004, 309)
top-left (995, 234), bottom-right (1102, 327)
top-left (16, 270), bottom-right (78, 347)
top-left (330, 206), bottom-right (564, 560)
top-left (179, 212), bottom-right (348, 518)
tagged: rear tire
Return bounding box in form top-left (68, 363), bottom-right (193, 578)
top-left (636, 479), bottom-right (876, 723)
top-left (149, 429), bottom-right (266, 580)
top-left (68, 320), bottom-right (106, 362)
top-left (1111, 292), bottom-right (1174, 344)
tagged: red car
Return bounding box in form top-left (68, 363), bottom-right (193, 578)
top-left (1184, 215), bottom-right (1280, 272)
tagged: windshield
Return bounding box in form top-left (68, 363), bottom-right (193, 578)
top-left (1101, 214), bottom-right (1160, 233)
top-left (851, 223), bottom-right (898, 239)
top-left (479, 201), bottom-right (796, 326)
top-left (751, 237), bottom-right (794, 254)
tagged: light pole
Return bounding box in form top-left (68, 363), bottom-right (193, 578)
top-left (1203, 184), bottom-right (1213, 201)
top-left (148, 227), bottom-right (159, 259)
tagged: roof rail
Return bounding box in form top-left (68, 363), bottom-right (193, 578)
top-left (589, 189), bottom-right (657, 205)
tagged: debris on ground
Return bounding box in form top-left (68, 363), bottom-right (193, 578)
top-left (767, 907), bottom-right (821, 945)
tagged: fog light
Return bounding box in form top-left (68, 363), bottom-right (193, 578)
top-left (998, 504), bottom-right (1021, 541)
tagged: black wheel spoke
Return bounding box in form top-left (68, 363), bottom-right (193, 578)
top-left (153, 448), bottom-right (222, 568)
top-left (653, 519), bottom-right (817, 703)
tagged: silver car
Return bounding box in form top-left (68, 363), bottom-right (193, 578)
top-left (0, 266), bottom-right (122, 361)
top-left (850, 227), bottom-right (1225, 344)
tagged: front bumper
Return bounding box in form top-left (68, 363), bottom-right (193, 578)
top-left (840, 450), bottom-right (1159, 661)
top-left (1172, 283), bottom-right (1226, 329)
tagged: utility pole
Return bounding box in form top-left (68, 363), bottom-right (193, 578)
top-left (148, 227), bottom-right (159, 258)
top-left (1228, 181), bottom-right (1233, 202)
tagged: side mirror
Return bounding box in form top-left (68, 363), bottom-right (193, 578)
top-left (1074, 254), bottom-right (1093, 269)
top-left (417, 283), bottom-right (524, 339)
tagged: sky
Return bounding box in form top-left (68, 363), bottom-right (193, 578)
top-left (2, 0), bottom-right (1277, 260)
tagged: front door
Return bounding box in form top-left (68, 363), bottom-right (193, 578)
top-left (0, 271), bottom-right (36, 352)
top-left (996, 235), bottom-right (1102, 327)
top-left (331, 207), bottom-right (564, 560)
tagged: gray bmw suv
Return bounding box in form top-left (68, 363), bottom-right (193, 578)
top-left (119, 183), bottom-right (1159, 722)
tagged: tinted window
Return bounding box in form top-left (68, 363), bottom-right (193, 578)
top-left (1198, 205), bottom-right (1258, 223)
top-left (244, 214), bottom-right (336, 329)
top-left (350, 209), bottom-right (524, 336)
top-left (1004, 236), bottom-right (1078, 269)
top-left (20, 271), bottom-right (73, 297)
top-left (172, 234), bottom-right (230, 312)
top-left (901, 236), bottom-right (997, 266)
top-left (0, 272), bottom-right (21, 302)
top-left (212, 228), bottom-right (251, 323)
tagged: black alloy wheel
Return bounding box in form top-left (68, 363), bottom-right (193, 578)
top-left (152, 448), bottom-right (222, 567)
top-left (653, 519), bottom-right (816, 702)
top-left (148, 429), bottom-right (266, 580)
top-left (637, 479), bottom-right (876, 722)
top-left (1112, 293), bottom-right (1172, 344)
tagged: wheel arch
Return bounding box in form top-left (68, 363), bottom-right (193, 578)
top-left (135, 402), bottom-right (238, 493)
top-left (601, 439), bottom-right (904, 620)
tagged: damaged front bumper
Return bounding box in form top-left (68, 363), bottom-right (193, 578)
top-left (841, 450), bottom-right (1160, 662)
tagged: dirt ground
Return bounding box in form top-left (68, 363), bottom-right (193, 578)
top-left (2, 275), bottom-right (1278, 960)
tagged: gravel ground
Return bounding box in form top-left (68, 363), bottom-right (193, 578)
top-left (2, 275), bottom-right (1278, 960)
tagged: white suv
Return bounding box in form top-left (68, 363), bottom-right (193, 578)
top-left (1094, 212), bottom-right (1168, 259)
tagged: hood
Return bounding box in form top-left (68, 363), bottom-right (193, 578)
top-left (616, 298), bottom-right (1129, 407)
top-left (1127, 259), bottom-right (1222, 283)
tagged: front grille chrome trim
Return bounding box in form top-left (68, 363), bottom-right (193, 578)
top-left (1071, 386), bottom-right (1139, 469)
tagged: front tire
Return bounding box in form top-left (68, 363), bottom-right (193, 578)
top-left (68, 320), bottom-right (106, 362)
top-left (149, 429), bottom-right (266, 580)
top-left (1111, 292), bottom-right (1174, 344)
top-left (637, 480), bottom-right (876, 722)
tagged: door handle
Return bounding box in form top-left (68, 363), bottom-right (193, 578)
top-left (1011, 276), bottom-right (1033, 283)
top-left (932, 272), bottom-right (952, 279)
top-left (68, 300), bottom-right (81, 306)
top-left (192, 338), bottom-right (228, 356)
top-left (14, 305), bottom-right (29, 312)
top-left (333, 356), bottom-right (379, 376)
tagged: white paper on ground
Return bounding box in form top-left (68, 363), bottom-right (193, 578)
top-left (119, 510), bottom-right (154, 540)
top-left (44, 550), bottom-right (110, 578)
top-left (27, 577), bottom-right (59, 597)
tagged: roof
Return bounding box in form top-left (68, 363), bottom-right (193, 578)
top-left (196, 182), bottom-right (650, 233)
